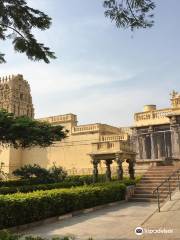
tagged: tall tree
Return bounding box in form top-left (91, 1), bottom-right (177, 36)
top-left (103, 0), bottom-right (155, 30)
top-left (0, 110), bottom-right (67, 148)
top-left (0, 0), bottom-right (56, 63)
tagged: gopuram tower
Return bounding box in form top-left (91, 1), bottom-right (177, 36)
top-left (0, 74), bottom-right (34, 118)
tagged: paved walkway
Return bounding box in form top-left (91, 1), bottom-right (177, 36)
top-left (141, 191), bottom-right (180, 240)
top-left (20, 191), bottom-right (180, 240)
top-left (20, 201), bottom-right (157, 240)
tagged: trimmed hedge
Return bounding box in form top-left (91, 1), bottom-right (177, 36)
top-left (0, 230), bottom-right (72, 239)
top-left (0, 177), bottom-right (137, 195)
top-left (0, 182), bottom-right (126, 229)
top-left (0, 181), bottom-right (82, 195)
top-left (0, 174), bottom-right (106, 188)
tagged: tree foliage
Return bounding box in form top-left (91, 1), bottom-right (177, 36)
top-left (103, 0), bottom-right (155, 30)
top-left (0, 0), bottom-right (157, 64)
top-left (0, 110), bottom-right (67, 148)
top-left (0, 0), bottom-right (56, 63)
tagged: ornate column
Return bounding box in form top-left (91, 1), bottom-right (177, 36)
top-left (131, 128), bottom-right (141, 160)
top-left (169, 116), bottom-right (180, 159)
top-left (149, 126), bottom-right (155, 160)
top-left (115, 153), bottom-right (124, 180)
top-left (142, 136), bottom-right (147, 159)
top-left (91, 158), bottom-right (100, 183)
top-left (105, 159), bottom-right (112, 181)
top-left (127, 159), bottom-right (135, 180)
top-left (150, 134), bottom-right (155, 159)
top-left (156, 133), bottom-right (162, 159)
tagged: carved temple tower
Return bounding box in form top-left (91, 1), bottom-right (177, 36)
top-left (0, 74), bottom-right (34, 118)
top-left (0, 74), bottom-right (34, 175)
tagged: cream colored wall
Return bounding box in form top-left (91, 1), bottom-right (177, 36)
top-left (0, 112), bottom-right (129, 175)
top-left (21, 133), bottom-right (100, 172)
top-left (9, 147), bottom-right (22, 173)
top-left (0, 147), bottom-right (11, 173)
top-left (0, 147), bottom-right (22, 174)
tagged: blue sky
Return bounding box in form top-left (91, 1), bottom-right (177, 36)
top-left (0, 0), bottom-right (180, 126)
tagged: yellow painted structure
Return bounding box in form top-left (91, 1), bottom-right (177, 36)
top-left (3, 75), bottom-right (179, 175)
top-left (0, 75), bottom-right (131, 175)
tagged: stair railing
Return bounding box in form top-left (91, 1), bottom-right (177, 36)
top-left (153, 168), bottom-right (180, 212)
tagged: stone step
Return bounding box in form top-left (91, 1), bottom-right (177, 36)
top-left (133, 193), bottom-right (155, 198)
top-left (147, 168), bottom-right (177, 173)
top-left (136, 183), bottom-right (178, 189)
top-left (141, 177), bottom-right (172, 180)
top-left (146, 167), bottom-right (177, 169)
top-left (134, 189), bottom-right (170, 194)
top-left (130, 166), bottom-right (180, 203)
top-left (143, 174), bottom-right (175, 177)
top-left (144, 171), bottom-right (177, 175)
top-left (137, 180), bottom-right (178, 184)
top-left (129, 198), bottom-right (158, 202)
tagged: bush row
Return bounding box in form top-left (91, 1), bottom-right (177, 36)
top-left (0, 174), bottom-right (106, 188)
top-left (0, 230), bottom-right (73, 240)
top-left (0, 181), bottom-right (82, 195)
top-left (0, 174), bottom-right (139, 188)
top-left (0, 177), bottom-right (137, 195)
top-left (0, 182), bottom-right (126, 229)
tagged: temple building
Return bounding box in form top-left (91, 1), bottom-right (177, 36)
top-left (0, 74), bottom-right (179, 177)
top-left (132, 90), bottom-right (180, 171)
top-left (0, 74), bottom-right (134, 176)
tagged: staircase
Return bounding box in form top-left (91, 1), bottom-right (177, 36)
top-left (130, 165), bottom-right (179, 202)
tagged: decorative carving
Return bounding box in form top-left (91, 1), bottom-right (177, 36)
top-left (105, 159), bottom-right (112, 181)
top-left (126, 159), bottom-right (135, 180)
top-left (91, 158), bottom-right (100, 183)
top-left (0, 74), bottom-right (34, 118)
top-left (115, 154), bottom-right (124, 180)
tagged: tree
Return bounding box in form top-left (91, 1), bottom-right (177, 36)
top-left (0, 109), bottom-right (67, 148)
top-left (103, 0), bottom-right (155, 30)
top-left (0, 0), bottom-right (56, 63)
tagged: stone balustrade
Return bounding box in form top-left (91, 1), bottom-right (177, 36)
top-left (72, 123), bottom-right (121, 135)
top-left (91, 140), bottom-right (133, 154)
top-left (134, 108), bottom-right (173, 126)
top-left (100, 134), bottom-right (128, 142)
top-left (72, 123), bottom-right (100, 134)
top-left (38, 114), bottom-right (77, 124)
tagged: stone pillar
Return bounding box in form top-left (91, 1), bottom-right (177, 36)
top-left (138, 137), bottom-right (142, 159)
top-left (127, 159), bottom-right (135, 180)
top-left (142, 136), bottom-right (147, 159)
top-left (115, 154), bottom-right (123, 180)
top-left (157, 133), bottom-right (162, 159)
top-left (166, 131), bottom-right (172, 158)
top-left (171, 124), bottom-right (180, 159)
top-left (91, 158), bottom-right (99, 183)
top-left (105, 159), bottom-right (112, 181)
top-left (150, 133), bottom-right (155, 160)
top-left (131, 128), bottom-right (141, 160)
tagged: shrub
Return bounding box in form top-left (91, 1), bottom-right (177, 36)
top-left (0, 175), bottom-right (138, 195)
top-left (48, 164), bottom-right (67, 182)
top-left (0, 230), bottom-right (73, 239)
top-left (12, 164), bottom-right (67, 183)
top-left (0, 174), bottom-right (105, 188)
top-left (0, 182), bottom-right (126, 229)
top-left (0, 181), bottom-right (82, 195)
top-left (13, 164), bottom-right (49, 180)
